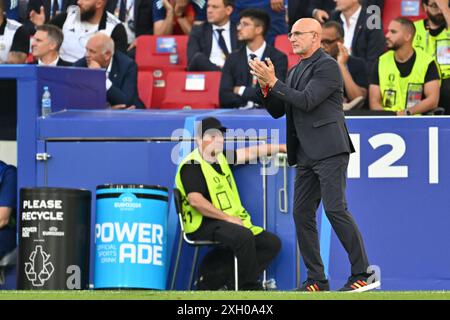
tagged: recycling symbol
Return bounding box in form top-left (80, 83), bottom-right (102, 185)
top-left (24, 245), bottom-right (55, 286)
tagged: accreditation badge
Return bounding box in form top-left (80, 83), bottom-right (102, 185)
top-left (383, 89), bottom-right (397, 109)
top-left (436, 39), bottom-right (450, 65)
top-left (406, 83), bottom-right (423, 109)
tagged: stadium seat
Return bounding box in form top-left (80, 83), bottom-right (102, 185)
top-left (170, 188), bottom-right (239, 291)
top-left (382, 0), bottom-right (427, 33)
top-left (274, 34), bottom-right (300, 71)
top-left (137, 71), bottom-right (154, 108)
top-left (160, 71), bottom-right (222, 109)
top-left (135, 35), bottom-right (189, 70)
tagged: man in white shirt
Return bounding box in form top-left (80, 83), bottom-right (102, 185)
top-left (29, 0), bottom-right (127, 63)
top-left (331, 0), bottom-right (385, 73)
top-left (219, 8), bottom-right (287, 108)
top-left (31, 24), bottom-right (72, 65)
top-left (187, 0), bottom-right (241, 71)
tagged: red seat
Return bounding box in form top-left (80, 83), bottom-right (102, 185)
top-left (382, 0), bottom-right (427, 33)
top-left (135, 35), bottom-right (188, 70)
top-left (137, 71), bottom-right (154, 108)
top-left (274, 34), bottom-right (300, 71)
top-left (161, 71), bottom-right (222, 109)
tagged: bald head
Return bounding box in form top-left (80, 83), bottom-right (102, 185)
top-left (289, 18), bottom-right (322, 57)
top-left (85, 32), bottom-right (114, 68)
top-left (293, 18), bottom-right (323, 35)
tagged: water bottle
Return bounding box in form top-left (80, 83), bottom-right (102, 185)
top-left (169, 42), bottom-right (179, 65)
top-left (41, 86), bottom-right (52, 117)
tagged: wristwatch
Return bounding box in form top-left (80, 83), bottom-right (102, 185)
top-left (406, 109), bottom-right (412, 116)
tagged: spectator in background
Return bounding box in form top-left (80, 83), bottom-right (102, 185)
top-left (153, 0), bottom-right (206, 35)
top-left (288, 0), bottom-right (310, 30)
top-left (219, 8), bottom-right (287, 108)
top-left (413, 0), bottom-right (450, 114)
top-left (231, 0), bottom-right (287, 45)
top-left (187, 0), bottom-right (240, 71)
top-left (331, 0), bottom-right (385, 73)
top-left (0, 161), bottom-right (17, 263)
top-left (175, 117), bottom-right (283, 290)
top-left (0, 0), bottom-right (30, 64)
top-left (24, 0), bottom-right (77, 34)
top-left (321, 21), bottom-right (367, 109)
top-left (30, 24), bottom-right (72, 65)
top-left (29, 0), bottom-right (128, 63)
top-left (369, 18), bottom-right (440, 115)
top-left (74, 32), bottom-right (144, 109)
top-left (98, 0), bottom-right (154, 51)
top-left (310, 0), bottom-right (384, 23)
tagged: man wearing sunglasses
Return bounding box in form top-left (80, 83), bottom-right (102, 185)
top-left (249, 18), bottom-right (379, 293)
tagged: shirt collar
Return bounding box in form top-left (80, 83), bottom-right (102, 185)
top-left (340, 5), bottom-right (361, 26)
top-left (246, 41), bottom-right (267, 61)
top-left (212, 20), bottom-right (231, 32)
top-left (106, 56), bottom-right (113, 74)
top-left (38, 56), bottom-right (60, 66)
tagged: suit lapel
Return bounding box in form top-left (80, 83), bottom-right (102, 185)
top-left (351, 9), bottom-right (365, 51)
top-left (206, 24), bottom-right (213, 56)
top-left (109, 55), bottom-right (119, 84)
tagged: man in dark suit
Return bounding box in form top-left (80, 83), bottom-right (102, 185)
top-left (249, 18), bottom-right (380, 292)
top-left (74, 32), bottom-right (144, 109)
top-left (187, 0), bottom-right (240, 71)
top-left (309, 0), bottom-right (384, 23)
top-left (330, 0), bottom-right (385, 73)
top-left (220, 8), bottom-right (287, 108)
top-left (30, 24), bottom-right (72, 65)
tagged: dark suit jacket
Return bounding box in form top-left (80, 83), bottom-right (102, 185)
top-left (220, 45), bottom-right (288, 108)
top-left (74, 51), bottom-right (144, 108)
top-left (331, 6), bottom-right (385, 73)
top-left (261, 48), bottom-right (354, 166)
top-left (29, 57), bottom-right (73, 66)
top-left (307, 0), bottom-right (384, 17)
top-left (187, 22), bottom-right (241, 71)
top-left (24, 0), bottom-right (76, 34)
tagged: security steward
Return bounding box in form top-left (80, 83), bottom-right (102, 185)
top-left (369, 18), bottom-right (440, 115)
top-left (175, 117), bottom-right (284, 290)
top-left (413, 0), bottom-right (450, 114)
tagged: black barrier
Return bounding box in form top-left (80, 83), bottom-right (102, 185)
top-left (18, 187), bottom-right (91, 290)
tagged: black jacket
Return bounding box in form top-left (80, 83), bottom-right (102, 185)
top-left (261, 48), bottom-right (354, 165)
top-left (107, 0), bottom-right (154, 37)
top-left (74, 51), bottom-right (144, 108)
top-left (220, 44), bottom-right (288, 108)
top-left (187, 22), bottom-right (241, 71)
top-left (331, 6), bottom-right (385, 73)
top-left (24, 0), bottom-right (77, 34)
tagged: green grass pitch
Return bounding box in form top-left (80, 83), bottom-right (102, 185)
top-left (1, 290), bottom-right (450, 300)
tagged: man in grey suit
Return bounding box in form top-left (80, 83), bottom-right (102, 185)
top-left (249, 18), bottom-right (380, 292)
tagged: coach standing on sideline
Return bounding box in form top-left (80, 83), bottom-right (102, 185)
top-left (249, 18), bottom-right (380, 292)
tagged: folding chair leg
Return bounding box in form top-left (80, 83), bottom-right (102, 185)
top-left (234, 255), bottom-right (238, 291)
top-left (188, 246), bottom-right (200, 290)
top-left (170, 233), bottom-right (184, 290)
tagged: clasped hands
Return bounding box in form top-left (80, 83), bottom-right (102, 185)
top-left (248, 57), bottom-right (278, 89)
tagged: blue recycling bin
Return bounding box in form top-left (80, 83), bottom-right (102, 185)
top-left (94, 184), bottom-right (169, 289)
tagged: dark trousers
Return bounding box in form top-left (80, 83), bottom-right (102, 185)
top-left (294, 151), bottom-right (369, 281)
top-left (190, 217), bottom-right (281, 288)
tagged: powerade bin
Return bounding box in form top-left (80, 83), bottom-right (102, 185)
top-left (18, 188), bottom-right (92, 290)
top-left (94, 184), bottom-right (169, 289)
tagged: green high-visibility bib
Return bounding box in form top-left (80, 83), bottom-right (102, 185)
top-left (175, 148), bottom-right (263, 235)
top-left (379, 49), bottom-right (435, 112)
top-left (413, 20), bottom-right (450, 80)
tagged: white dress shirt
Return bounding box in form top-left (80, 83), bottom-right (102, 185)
top-left (210, 21), bottom-right (232, 68)
top-left (38, 56), bottom-right (60, 66)
top-left (340, 6), bottom-right (362, 53)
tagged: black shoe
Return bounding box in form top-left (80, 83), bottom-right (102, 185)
top-left (297, 279), bottom-right (329, 292)
top-left (339, 273), bottom-right (381, 292)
